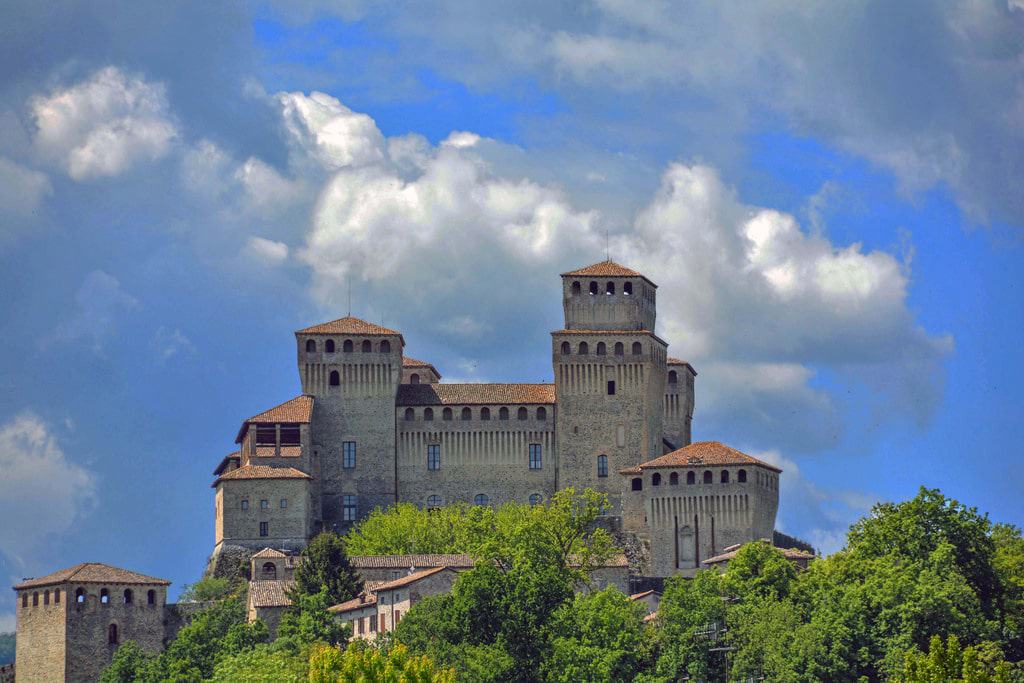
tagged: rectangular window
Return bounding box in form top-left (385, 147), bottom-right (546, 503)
top-left (279, 424), bottom-right (301, 446)
top-left (280, 498), bottom-right (288, 509)
top-left (369, 614), bottom-right (377, 632)
top-left (607, 380), bottom-right (616, 395)
top-left (379, 614), bottom-right (386, 632)
top-left (342, 495), bottom-right (357, 522)
top-left (395, 610), bottom-right (401, 623)
top-left (255, 424), bottom-right (276, 445)
top-left (260, 499), bottom-right (269, 510)
top-left (241, 499), bottom-right (249, 510)
top-left (343, 441), bottom-right (356, 469)
top-left (259, 521), bottom-right (268, 537)
top-left (358, 617), bottom-right (365, 634)
top-left (427, 444), bottom-right (440, 471)
top-left (529, 443), bottom-right (542, 470)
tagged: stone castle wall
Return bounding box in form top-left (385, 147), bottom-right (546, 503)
top-left (214, 477), bottom-right (311, 553)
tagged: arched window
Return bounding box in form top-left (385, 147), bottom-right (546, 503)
top-left (108, 623), bottom-right (118, 645)
top-left (343, 339), bottom-right (353, 352)
top-left (21, 594), bottom-right (27, 608)
top-left (571, 281), bottom-right (581, 296)
top-left (631, 477), bottom-right (642, 491)
top-left (596, 342), bottom-right (606, 356)
top-left (305, 339), bottom-right (316, 353)
top-left (461, 407), bottom-right (472, 420)
top-left (424, 408), bottom-right (434, 421)
top-left (529, 493), bottom-right (542, 506)
top-left (579, 341), bottom-right (589, 355)
top-left (721, 470), bottom-right (730, 483)
top-left (123, 589), bottom-right (133, 604)
top-left (326, 339), bottom-right (336, 353)
top-left (442, 407), bottom-right (453, 421)
top-left (597, 455), bottom-right (608, 477)
top-left (561, 341), bottom-right (571, 355)
top-left (670, 472), bottom-right (679, 485)
top-left (404, 408), bottom-right (415, 421)
top-left (76, 588), bottom-right (86, 603)
top-left (361, 340), bottom-right (372, 352)
top-left (668, 370), bottom-right (678, 384)
top-left (100, 588), bottom-right (109, 604)
top-left (32, 592), bottom-right (38, 606)
top-left (614, 342), bottom-right (624, 356)
top-left (499, 407), bottom-right (509, 420)
top-left (517, 407), bottom-right (528, 420)
top-left (624, 282), bottom-right (633, 296)
top-left (147, 590), bottom-right (156, 605)
top-left (54, 589), bottom-right (60, 604)
top-left (687, 471), bottom-right (695, 485)
top-left (380, 340), bottom-right (391, 353)
top-left (474, 494), bottom-right (489, 506)
top-left (738, 469), bottom-right (747, 483)
top-left (481, 407), bottom-right (491, 421)
top-left (703, 471), bottom-right (712, 484)
top-left (329, 370), bottom-right (340, 386)
top-left (262, 562), bottom-right (277, 580)
top-left (426, 494), bottom-right (442, 509)
top-left (43, 591), bottom-right (49, 605)
top-left (652, 473), bottom-right (662, 486)
top-left (606, 281), bottom-right (615, 295)
top-left (536, 406), bottom-right (547, 420)
top-left (410, 373), bottom-right (420, 384)
top-left (632, 341), bottom-right (643, 355)
top-left (589, 281), bottom-right (599, 295)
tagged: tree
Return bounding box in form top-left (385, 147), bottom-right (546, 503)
top-left (344, 502), bottom-right (496, 556)
top-left (99, 641), bottom-right (154, 683)
top-left (308, 642), bottom-right (455, 683)
top-left (898, 635), bottom-right (1014, 683)
top-left (650, 570), bottom-right (728, 682)
top-left (277, 588), bottom-right (350, 649)
top-left (293, 531), bottom-right (363, 605)
top-left (719, 540), bottom-right (798, 601)
top-left (178, 576), bottom-right (237, 603)
top-left (209, 643), bottom-right (309, 682)
top-left (992, 523), bottom-right (1024, 660)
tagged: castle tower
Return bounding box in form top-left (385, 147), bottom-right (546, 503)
top-left (295, 316), bottom-right (404, 530)
top-left (13, 564), bottom-right (170, 682)
top-left (553, 260), bottom-right (667, 511)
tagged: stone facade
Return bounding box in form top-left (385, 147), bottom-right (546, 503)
top-left (330, 567), bottom-right (460, 640)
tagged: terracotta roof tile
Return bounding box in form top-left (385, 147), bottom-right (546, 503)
top-left (629, 590), bottom-right (657, 600)
top-left (667, 358), bottom-right (697, 375)
top-left (375, 566), bottom-right (452, 591)
top-left (252, 548), bottom-right (287, 559)
top-left (213, 452), bottom-right (240, 476)
top-left (638, 441), bottom-right (781, 472)
top-left (214, 465), bottom-right (312, 487)
top-left (329, 593), bottom-right (378, 614)
top-left (561, 260), bottom-right (656, 287)
top-left (255, 446), bottom-right (302, 457)
top-left (703, 546), bottom-right (815, 566)
top-left (396, 383), bottom-right (555, 406)
top-left (403, 356), bottom-right (441, 378)
top-left (15, 563), bottom-right (169, 589)
top-left (349, 554), bottom-right (475, 569)
top-left (296, 316), bottom-right (400, 336)
top-left (246, 395), bottom-right (314, 425)
top-left (249, 580), bottom-right (295, 608)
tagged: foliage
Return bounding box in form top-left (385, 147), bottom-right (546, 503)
top-left (344, 502), bottom-right (497, 556)
top-left (898, 635), bottom-right (1015, 683)
top-left (0, 632), bottom-right (13, 665)
top-left (277, 588), bottom-right (350, 649)
top-left (99, 641), bottom-right (152, 683)
top-left (308, 641), bottom-right (455, 682)
top-left (178, 576), bottom-right (238, 603)
top-left (209, 643), bottom-right (309, 682)
top-left (293, 531), bottom-right (363, 605)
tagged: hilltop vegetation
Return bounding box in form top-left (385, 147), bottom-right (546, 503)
top-left (101, 487), bottom-right (1024, 681)
top-left (0, 632), bottom-right (14, 665)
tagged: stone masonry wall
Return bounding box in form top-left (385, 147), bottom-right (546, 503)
top-left (216, 478), bottom-right (310, 552)
top-left (14, 588), bottom-right (65, 683)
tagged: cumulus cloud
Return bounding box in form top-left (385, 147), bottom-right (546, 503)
top-left (0, 157), bottom-right (50, 222)
top-left (30, 66), bottom-right (177, 180)
top-left (244, 236), bottom-right (290, 264)
top-left (53, 270), bottom-right (138, 352)
top-left (0, 412), bottom-right (96, 567)
top-left (277, 91), bottom-right (385, 171)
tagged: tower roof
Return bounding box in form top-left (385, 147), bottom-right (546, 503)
top-left (213, 464), bottom-right (313, 487)
top-left (296, 316), bottom-right (401, 336)
top-left (636, 441), bottom-right (781, 472)
top-left (235, 395), bottom-right (314, 443)
top-left (561, 259), bottom-right (657, 287)
top-left (403, 355), bottom-right (441, 378)
top-left (14, 563), bottom-right (170, 590)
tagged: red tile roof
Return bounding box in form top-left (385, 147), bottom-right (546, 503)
top-left (638, 441), bottom-right (781, 472)
top-left (561, 260), bottom-right (656, 287)
top-left (249, 580), bottom-right (295, 608)
top-left (236, 395), bottom-right (314, 443)
top-left (403, 356), bottom-right (441, 378)
top-left (396, 383), bottom-right (556, 406)
top-left (376, 566), bottom-right (452, 591)
top-left (296, 316), bottom-right (400, 336)
top-left (703, 546), bottom-right (815, 566)
top-left (213, 451), bottom-right (240, 476)
top-left (329, 593), bottom-right (378, 614)
top-left (349, 554), bottom-right (475, 569)
top-left (15, 563), bottom-right (169, 589)
top-left (252, 548), bottom-right (288, 559)
top-left (214, 465), bottom-right (312, 487)
top-left (667, 358), bottom-right (698, 376)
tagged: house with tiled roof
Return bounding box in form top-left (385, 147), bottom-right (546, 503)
top-left (329, 567), bottom-right (460, 640)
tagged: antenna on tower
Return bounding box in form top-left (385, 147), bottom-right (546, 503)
top-left (605, 229), bottom-right (610, 261)
top-left (347, 274), bottom-right (352, 317)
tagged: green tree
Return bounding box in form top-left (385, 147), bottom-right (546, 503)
top-left (650, 570), bottom-right (728, 682)
top-left (178, 576), bottom-right (237, 603)
top-left (99, 641), bottom-right (154, 683)
top-left (277, 588), bottom-right (350, 649)
top-left (308, 641), bottom-right (455, 682)
top-left (992, 523), bottom-right (1024, 660)
top-left (898, 635), bottom-right (1014, 683)
top-left (293, 531), bottom-right (363, 605)
top-left (209, 643), bottom-right (309, 682)
top-left (719, 540), bottom-right (798, 601)
top-left (344, 502), bottom-right (496, 556)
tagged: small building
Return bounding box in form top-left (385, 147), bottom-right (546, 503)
top-left (702, 541), bottom-right (816, 571)
top-left (329, 567), bottom-right (459, 640)
top-left (628, 589), bottom-right (661, 616)
top-left (246, 580), bottom-right (295, 639)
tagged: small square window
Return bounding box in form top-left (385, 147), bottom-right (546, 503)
top-left (241, 499), bottom-right (249, 510)
top-left (342, 495), bottom-right (357, 522)
top-left (280, 498), bottom-right (288, 509)
top-left (260, 499), bottom-right (269, 510)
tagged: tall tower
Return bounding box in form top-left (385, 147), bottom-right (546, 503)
top-left (553, 260), bottom-right (667, 512)
top-left (295, 316), bottom-right (403, 531)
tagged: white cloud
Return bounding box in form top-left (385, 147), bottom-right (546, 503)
top-left (30, 66), bottom-right (177, 180)
top-left (0, 157), bottom-right (50, 221)
top-left (53, 270), bottom-right (138, 352)
top-left (0, 412), bottom-right (96, 568)
top-left (234, 157), bottom-right (306, 211)
top-left (153, 326), bottom-right (195, 361)
top-left (244, 236), bottom-right (290, 264)
top-left (277, 90), bottom-right (385, 171)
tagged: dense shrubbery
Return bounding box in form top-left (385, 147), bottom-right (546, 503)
top-left (102, 488), bottom-right (1024, 682)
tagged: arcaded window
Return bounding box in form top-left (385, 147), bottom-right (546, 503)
top-left (703, 471), bottom-right (712, 484)
top-left (579, 341), bottom-right (589, 355)
top-left (631, 477), bottom-right (642, 491)
top-left (738, 469), bottom-right (747, 483)
top-left (305, 339), bottom-right (316, 353)
top-left (499, 407), bottom-right (509, 420)
top-left (596, 342), bottom-right (606, 355)
top-left (721, 470), bottom-right (730, 483)
top-left (32, 592), bottom-right (38, 606)
top-left (76, 588), bottom-right (86, 603)
top-left (43, 591), bottom-right (49, 605)
top-left (529, 443), bottom-right (542, 470)
top-left (571, 281), bottom-right (581, 296)
top-left (481, 407), bottom-right (491, 420)
top-left (670, 472), bottom-right (679, 485)
top-left (424, 408), bottom-right (434, 421)
top-left (100, 588), bottom-right (109, 604)
top-left (326, 339), bottom-right (336, 353)
top-left (123, 589), bottom-right (133, 604)
top-left (536, 406), bottom-right (547, 420)
top-left (343, 495), bottom-right (357, 521)
top-left (589, 281), bottom-right (599, 295)
top-left (443, 407), bottom-right (453, 421)
top-left (329, 370), bottom-right (340, 386)
top-left (410, 373), bottom-right (420, 384)
top-left (668, 370), bottom-right (678, 384)
top-left (461, 407), bottom-right (472, 420)
top-left (624, 281), bottom-right (633, 296)
top-left (108, 623), bottom-right (118, 645)
top-left (606, 281), bottom-right (615, 295)
top-left (614, 342), bottom-right (624, 356)
top-left (652, 473), bottom-right (661, 486)
top-left (529, 493), bottom-right (542, 506)
top-left (426, 494), bottom-right (442, 509)
top-left (517, 407), bottom-right (528, 420)
top-left (280, 423), bottom-right (300, 446)
top-left (404, 408), bottom-right (415, 421)
top-left (427, 444), bottom-right (440, 471)
top-left (597, 455), bottom-right (608, 477)
top-left (561, 341), bottom-right (571, 355)
top-left (361, 340), bottom-right (372, 352)
top-left (632, 341), bottom-right (643, 355)
top-left (255, 424), bottom-right (276, 445)
top-left (343, 441), bottom-right (356, 469)
top-left (380, 340), bottom-right (391, 353)
top-left (687, 471), bottom-right (695, 485)
top-left (147, 590), bottom-right (156, 605)
top-left (343, 339), bottom-right (353, 352)
top-left (262, 562), bottom-right (277, 580)
top-left (474, 494), bottom-right (489, 506)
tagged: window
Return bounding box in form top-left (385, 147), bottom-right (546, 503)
top-left (343, 339), bottom-right (353, 352)
top-left (596, 341), bottom-right (606, 355)
top-left (280, 424), bottom-right (301, 446)
top-left (668, 370), bottom-right (678, 384)
top-left (614, 342), bottom-right (624, 356)
top-left (529, 493), bottom-right (542, 506)
top-left (262, 562), bottom-right (277, 580)
top-left (329, 370), bottom-right (340, 386)
top-left (280, 498), bottom-right (288, 509)
top-left (597, 455), bottom-right (608, 477)
top-left (379, 614), bottom-right (386, 633)
top-left (325, 339), bottom-right (336, 353)
top-left (517, 407), bottom-right (528, 420)
top-left (721, 470), bottom-right (730, 483)
top-left (76, 588), bottom-right (86, 603)
top-left (260, 521), bottom-right (269, 537)
top-left (632, 341), bottom-right (643, 355)
top-left (607, 380), bottom-right (616, 395)
top-left (687, 471), bottom-right (695, 485)
top-left (589, 281), bottom-right (599, 295)
top-left (631, 477), bottom-right (642, 491)
top-left (571, 281), bottom-right (581, 296)
top-left (424, 407), bottom-right (434, 421)
top-left (108, 624), bottom-right (118, 645)
top-left (461, 407), bottom-right (472, 420)
top-left (624, 282), bottom-right (633, 296)
top-left (255, 424), bottom-right (276, 445)
top-left (21, 594), bottom-right (27, 608)
top-left (529, 443), bottom-right (542, 470)
top-left (241, 499), bottom-right (249, 510)
top-left (410, 373), bottom-right (420, 384)
top-left (395, 610), bottom-right (401, 624)
top-left (147, 590), bottom-right (155, 606)
top-left (404, 407), bottom-right (415, 421)
top-left (100, 589), bottom-right (109, 604)
top-left (474, 494), bottom-right (489, 506)
top-left (380, 340), bottom-right (391, 353)
top-left (44, 590), bottom-right (51, 605)
top-left (579, 341), bottom-right (589, 355)
top-left (30, 592), bottom-right (38, 606)
top-left (703, 471), bottom-right (712, 484)
top-left (560, 341), bottom-right (571, 355)
top-left (358, 617), bottom-right (365, 634)
top-left (54, 589), bottom-right (60, 604)
top-left (652, 473), bottom-right (662, 486)
top-left (536, 406), bottom-right (547, 420)
top-left (443, 407), bottom-right (453, 421)
top-left (499, 407), bottom-right (509, 420)
top-left (606, 281), bottom-right (615, 295)
top-left (305, 339), bottom-right (316, 352)
top-left (480, 407), bottom-right (491, 420)
top-left (670, 472), bottom-right (679, 485)
top-left (427, 444), bottom-right (440, 471)
top-left (260, 499), bottom-right (269, 510)
top-left (738, 469), bottom-right (747, 483)
top-left (361, 340), bottom-right (372, 352)
top-left (123, 589), bottom-right (133, 604)
top-left (426, 494), bottom-right (442, 509)
top-left (343, 441), bottom-right (356, 469)
top-left (369, 614), bottom-right (377, 632)
top-left (342, 495), bottom-right (357, 521)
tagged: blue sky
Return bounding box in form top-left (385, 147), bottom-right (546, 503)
top-left (0, 1), bottom-right (1022, 628)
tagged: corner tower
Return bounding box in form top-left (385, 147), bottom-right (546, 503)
top-left (553, 260), bottom-right (667, 512)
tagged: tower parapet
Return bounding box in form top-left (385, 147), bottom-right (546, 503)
top-left (560, 260), bottom-right (657, 331)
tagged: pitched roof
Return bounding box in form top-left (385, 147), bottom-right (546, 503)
top-left (637, 441), bottom-right (781, 472)
top-left (329, 593), bottom-right (378, 614)
top-left (213, 451), bottom-right (241, 476)
top-left (14, 563), bottom-right (169, 589)
top-left (396, 383), bottom-right (556, 406)
top-left (375, 566), bottom-right (452, 591)
top-left (214, 465), bottom-right (312, 487)
top-left (403, 356), bottom-right (441, 378)
top-left (296, 316), bottom-right (400, 336)
top-left (236, 395), bottom-right (314, 442)
top-left (249, 580), bottom-right (295, 608)
top-left (252, 548), bottom-right (287, 559)
top-left (628, 590), bottom-right (659, 601)
top-left (349, 554), bottom-right (475, 569)
top-left (703, 546), bottom-right (816, 566)
top-left (667, 358), bottom-right (698, 376)
top-left (561, 259), bottom-right (656, 287)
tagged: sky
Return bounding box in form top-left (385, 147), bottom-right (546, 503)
top-left (0, 0), bottom-right (1022, 630)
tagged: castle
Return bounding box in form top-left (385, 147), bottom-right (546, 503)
top-left (210, 259), bottom-right (782, 577)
